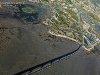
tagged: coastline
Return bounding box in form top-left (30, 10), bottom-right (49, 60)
top-left (48, 30), bottom-right (99, 51)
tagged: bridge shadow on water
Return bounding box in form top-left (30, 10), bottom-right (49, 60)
top-left (14, 45), bottom-right (82, 75)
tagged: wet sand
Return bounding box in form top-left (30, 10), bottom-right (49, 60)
top-left (0, 16), bottom-right (100, 75)
top-left (0, 16), bottom-right (79, 74)
top-left (0, 2), bottom-right (100, 75)
top-left (35, 48), bottom-right (100, 75)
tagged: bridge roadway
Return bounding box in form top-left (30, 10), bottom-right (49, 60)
top-left (14, 45), bottom-right (82, 75)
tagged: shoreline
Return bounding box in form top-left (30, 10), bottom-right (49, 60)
top-left (48, 30), bottom-right (99, 51)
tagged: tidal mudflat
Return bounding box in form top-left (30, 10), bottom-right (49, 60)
top-left (0, 2), bottom-right (100, 75)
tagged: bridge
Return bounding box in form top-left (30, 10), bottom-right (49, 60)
top-left (14, 45), bottom-right (82, 75)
